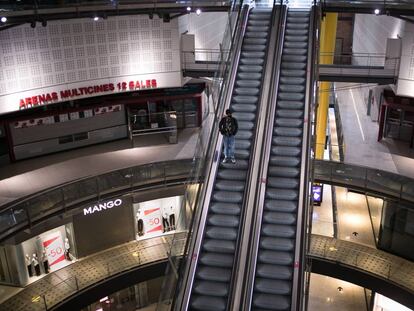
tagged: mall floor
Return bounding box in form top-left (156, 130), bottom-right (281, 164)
top-left (1, 82), bottom-right (414, 310)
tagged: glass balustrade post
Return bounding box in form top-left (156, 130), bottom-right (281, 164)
top-left (42, 294), bottom-right (47, 311)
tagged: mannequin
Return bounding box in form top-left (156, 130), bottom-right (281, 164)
top-left (42, 250), bottom-right (50, 274)
top-left (32, 254), bottom-right (41, 276)
top-left (136, 209), bottom-right (144, 237)
top-left (25, 254), bottom-right (33, 277)
top-left (64, 238), bottom-right (71, 261)
top-left (169, 205), bottom-right (176, 231)
top-left (162, 209), bottom-right (169, 233)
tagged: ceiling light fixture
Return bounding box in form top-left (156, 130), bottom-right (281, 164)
top-left (93, 16), bottom-right (99, 21)
top-left (186, 6), bottom-right (191, 12)
top-left (196, 8), bottom-right (201, 16)
top-left (374, 8), bottom-right (380, 15)
top-left (0, 16), bottom-right (7, 23)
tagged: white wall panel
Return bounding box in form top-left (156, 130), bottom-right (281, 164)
top-left (353, 14), bottom-right (405, 66)
top-left (178, 12), bottom-right (227, 61)
top-left (0, 15), bottom-right (182, 114)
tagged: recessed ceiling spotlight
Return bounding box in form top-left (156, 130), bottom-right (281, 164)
top-left (41, 19), bottom-right (47, 27)
top-left (186, 6), bottom-right (191, 12)
top-left (0, 16), bottom-right (7, 23)
top-left (93, 16), bottom-right (99, 21)
top-left (30, 21), bottom-right (36, 28)
top-left (196, 8), bottom-right (201, 15)
top-left (374, 8), bottom-right (380, 15)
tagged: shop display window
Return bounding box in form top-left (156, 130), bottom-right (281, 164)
top-left (134, 196), bottom-right (182, 240)
top-left (19, 224), bottom-right (76, 284)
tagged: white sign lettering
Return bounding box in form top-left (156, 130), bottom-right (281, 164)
top-left (83, 199), bottom-right (123, 216)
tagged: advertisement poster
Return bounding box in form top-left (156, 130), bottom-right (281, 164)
top-left (42, 232), bottom-right (67, 271)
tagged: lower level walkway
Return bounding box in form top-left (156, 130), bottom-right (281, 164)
top-left (0, 233), bottom-right (186, 311)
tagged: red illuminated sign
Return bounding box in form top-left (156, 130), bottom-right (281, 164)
top-left (18, 79), bottom-right (158, 110)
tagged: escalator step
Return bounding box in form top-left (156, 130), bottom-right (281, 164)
top-left (233, 129), bottom-right (253, 140)
top-left (233, 111), bottom-right (256, 122)
top-left (286, 22), bottom-right (308, 30)
top-left (287, 17), bottom-right (309, 23)
top-left (236, 79), bottom-right (261, 88)
top-left (271, 145), bottom-right (301, 156)
top-left (260, 236), bottom-right (295, 251)
top-left (285, 29), bottom-right (308, 36)
top-left (258, 250), bottom-right (294, 265)
top-left (265, 199), bottom-right (297, 213)
top-left (244, 38), bottom-right (267, 45)
top-left (273, 126), bottom-right (302, 137)
top-left (256, 264), bottom-right (293, 280)
top-left (205, 226), bottom-right (238, 241)
top-left (199, 253), bottom-right (234, 268)
top-left (243, 44), bottom-right (267, 52)
top-left (266, 189), bottom-right (298, 201)
top-left (238, 72), bottom-right (262, 80)
top-left (268, 177), bottom-right (299, 189)
top-left (238, 120), bottom-right (255, 131)
top-left (196, 266), bottom-right (231, 282)
top-left (280, 69), bottom-right (306, 77)
top-left (233, 95), bottom-right (258, 104)
top-left (215, 180), bottom-right (245, 192)
top-left (239, 65), bottom-right (263, 72)
top-left (191, 295), bottom-right (226, 311)
top-left (246, 31), bottom-right (268, 38)
top-left (261, 224), bottom-right (296, 239)
top-left (281, 61), bottom-right (306, 70)
top-left (193, 281), bottom-right (229, 297)
top-left (275, 118), bottom-right (303, 127)
top-left (253, 293), bottom-right (290, 310)
top-left (232, 103), bottom-right (257, 113)
top-left (284, 41), bottom-right (307, 49)
top-left (276, 109), bottom-right (303, 119)
top-left (278, 92), bottom-right (304, 101)
top-left (241, 57), bottom-right (265, 65)
top-left (279, 84), bottom-right (305, 93)
top-left (208, 214), bottom-right (239, 227)
top-left (242, 51), bottom-right (266, 59)
top-left (213, 191), bottom-right (243, 203)
top-left (277, 100), bottom-right (304, 110)
top-left (272, 136), bottom-right (302, 147)
top-left (234, 87), bottom-right (260, 96)
top-left (283, 48), bottom-right (307, 55)
top-left (268, 166), bottom-right (300, 177)
top-left (210, 202), bottom-right (241, 215)
top-left (282, 55), bottom-right (307, 63)
top-left (269, 155), bottom-right (300, 167)
top-left (203, 239), bottom-right (236, 253)
top-left (217, 169), bottom-right (247, 181)
top-left (255, 279), bottom-right (292, 295)
top-left (263, 212), bottom-right (296, 226)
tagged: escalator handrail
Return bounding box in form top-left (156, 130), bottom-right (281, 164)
top-left (290, 6), bottom-right (318, 311)
top-left (175, 5), bottom-right (251, 310)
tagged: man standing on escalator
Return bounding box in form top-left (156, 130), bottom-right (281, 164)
top-left (219, 109), bottom-right (238, 164)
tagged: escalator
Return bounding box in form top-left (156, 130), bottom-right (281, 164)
top-left (251, 9), bottom-right (312, 311)
top-left (188, 7), bottom-right (274, 311)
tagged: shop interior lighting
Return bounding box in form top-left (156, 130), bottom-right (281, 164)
top-left (186, 6), bottom-right (191, 12)
top-left (0, 16), bottom-right (7, 23)
top-left (196, 8), bottom-right (201, 15)
top-left (99, 296), bottom-right (109, 302)
top-left (374, 8), bottom-right (380, 15)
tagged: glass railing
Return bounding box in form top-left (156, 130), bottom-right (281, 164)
top-left (157, 0), bottom-right (245, 308)
top-left (309, 234), bottom-right (414, 294)
top-left (5, 236), bottom-right (187, 311)
top-left (313, 159), bottom-right (414, 203)
top-left (0, 159), bottom-right (193, 242)
top-left (321, 0), bottom-right (414, 9)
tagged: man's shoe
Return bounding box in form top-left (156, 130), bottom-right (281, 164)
top-left (222, 158), bottom-right (228, 164)
top-left (230, 158), bottom-right (236, 164)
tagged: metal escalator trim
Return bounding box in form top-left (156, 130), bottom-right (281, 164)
top-left (239, 4), bottom-right (288, 311)
top-left (290, 6), bottom-right (317, 311)
top-left (177, 6), bottom-right (251, 311)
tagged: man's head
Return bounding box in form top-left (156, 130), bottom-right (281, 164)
top-left (225, 109), bottom-right (232, 116)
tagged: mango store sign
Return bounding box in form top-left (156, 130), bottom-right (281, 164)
top-left (0, 72), bottom-right (182, 115)
top-left (83, 198), bottom-right (123, 216)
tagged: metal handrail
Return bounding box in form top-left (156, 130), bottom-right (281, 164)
top-left (0, 159), bottom-right (193, 242)
top-left (313, 159), bottom-right (414, 205)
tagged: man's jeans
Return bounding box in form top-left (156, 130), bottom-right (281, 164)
top-left (223, 135), bottom-right (235, 159)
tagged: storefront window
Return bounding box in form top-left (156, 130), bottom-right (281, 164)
top-left (134, 196), bottom-right (183, 240)
top-left (20, 224), bottom-right (76, 283)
